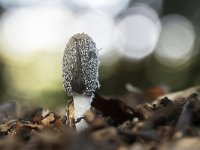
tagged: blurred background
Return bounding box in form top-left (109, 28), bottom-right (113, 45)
top-left (0, 0), bottom-right (199, 107)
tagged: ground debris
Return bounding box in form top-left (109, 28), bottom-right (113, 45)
top-left (0, 87), bottom-right (199, 149)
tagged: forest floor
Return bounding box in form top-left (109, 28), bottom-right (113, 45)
top-left (0, 86), bottom-right (199, 150)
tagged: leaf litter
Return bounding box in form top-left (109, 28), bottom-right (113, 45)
top-left (0, 87), bottom-right (200, 149)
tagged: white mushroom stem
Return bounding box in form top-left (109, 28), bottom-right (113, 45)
top-left (73, 94), bottom-right (93, 131)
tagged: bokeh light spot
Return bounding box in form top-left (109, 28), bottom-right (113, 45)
top-left (113, 4), bottom-right (161, 60)
top-left (65, 0), bottom-right (130, 16)
top-left (155, 14), bottom-right (195, 67)
top-left (0, 5), bottom-right (75, 54)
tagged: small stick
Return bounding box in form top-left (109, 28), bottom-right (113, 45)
top-left (66, 98), bottom-right (75, 129)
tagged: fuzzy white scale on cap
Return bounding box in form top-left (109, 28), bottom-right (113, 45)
top-left (62, 33), bottom-right (100, 97)
top-left (62, 33), bottom-right (100, 130)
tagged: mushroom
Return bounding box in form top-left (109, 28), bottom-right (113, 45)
top-left (62, 33), bottom-right (100, 130)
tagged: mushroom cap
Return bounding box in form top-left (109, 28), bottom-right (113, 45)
top-left (62, 33), bottom-right (100, 97)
